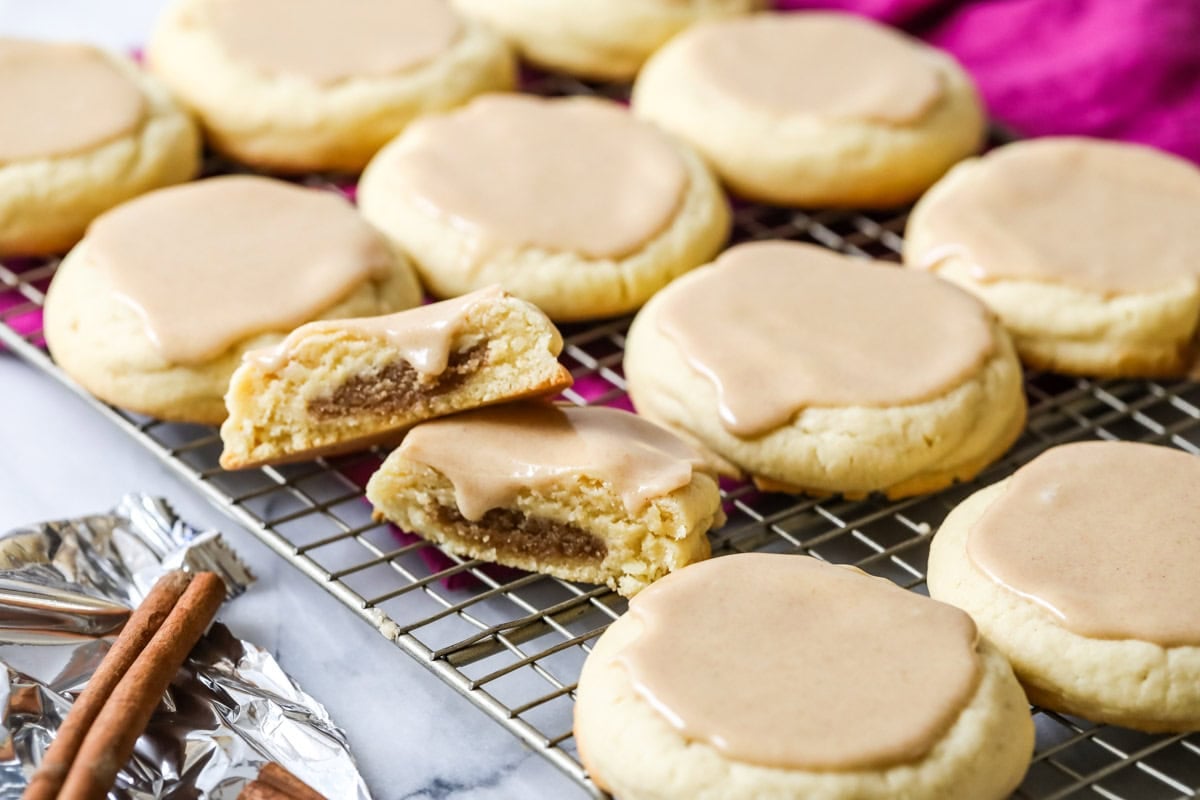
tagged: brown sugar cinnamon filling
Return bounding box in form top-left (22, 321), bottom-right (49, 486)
top-left (433, 503), bottom-right (607, 563)
top-left (307, 342), bottom-right (488, 419)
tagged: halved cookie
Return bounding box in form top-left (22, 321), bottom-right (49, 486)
top-left (220, 287), bottom-right (570, 469)
top-left (365, 403), bottom-right (723, 596)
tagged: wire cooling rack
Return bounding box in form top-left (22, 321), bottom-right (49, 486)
top-left (4, 75), bottom-right (1200, 800)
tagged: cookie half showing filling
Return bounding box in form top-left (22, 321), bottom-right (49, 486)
top-left (575, 554), bottom-right (1034, 800)
top-left (365, 403), bottom-right (723, 596)
top-left (220, 287), bottom-right (570, 469)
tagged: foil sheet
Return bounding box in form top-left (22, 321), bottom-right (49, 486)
top-left (0, 494), bottom-right (372, 799)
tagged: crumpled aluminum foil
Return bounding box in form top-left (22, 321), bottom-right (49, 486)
top-left (0, 494), bottom-right (372, 799)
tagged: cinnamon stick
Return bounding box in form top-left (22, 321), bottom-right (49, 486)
top-left (238, 763), bottom-right (326, 800)
top-left (22, 570), bottom-right (194, 800)
top-left (258, 763), bottom-right (325, 799)
top-left (58, 571), bottom-right (226, 800)
top-left (238, 783), bottom-right (293, 800)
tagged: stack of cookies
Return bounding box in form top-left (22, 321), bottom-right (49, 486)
top-left (9, 1), bottom-right (1200, 797)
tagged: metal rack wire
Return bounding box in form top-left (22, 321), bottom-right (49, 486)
top-left (3, 75), bottom-right (1200, 800)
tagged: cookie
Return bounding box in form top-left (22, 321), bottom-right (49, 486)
top-left (147, 0), bottom-right (515, 173)
top-left (451, 0), bottom-right (761, 81)
top-left (624, 241), bottom-right (1026, 498)
top-left (220, 287), bottom-right (572, 469)
top-left (905, 137), bottom-right (1200, 377)
top-left (359, 94), bottom-right (729, 321)
top-left (575, 554), bottom-right (1033, 799)
top-left (365, 403), bottom-right (722, 597)
top-left (927, 441), bottom-right (1200, 732)
top-left (0, 38), bottom-right (199, 256)
top-left (631, 12), bottom-right (984, 208)
top-left (43, 175), bottom-right (422, 424)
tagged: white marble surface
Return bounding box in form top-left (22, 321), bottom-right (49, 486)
top-left (0, 3), bottom-right (586, 797)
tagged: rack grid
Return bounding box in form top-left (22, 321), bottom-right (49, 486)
top-left (3, 74), bottom-right (1199, 800)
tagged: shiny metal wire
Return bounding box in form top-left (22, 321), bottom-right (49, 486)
top-left (2, 74), bottom-right (1198, 800)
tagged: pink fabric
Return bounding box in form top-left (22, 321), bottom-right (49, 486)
top-left (0, 260), bottom-right (48, 346)
top-left (776, 0), bottom-right (951, 26)
top-left (0, 293), bottom-right (41, 341)
top-left (776, 0), bottom-right (1200, 163)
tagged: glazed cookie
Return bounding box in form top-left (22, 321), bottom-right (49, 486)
top-left (906, 138), bottom-right (1200, 377)
top-left (148, 0), bottom-right (515, 173)
top-left (575, 554), bottom-right (1033, 799)
top-left (624, 241), bottom-right (1026, 498)
top-left (632, 12), bottom-right (984, 208)
top-left (0, 38), bottom-right (199, 256)
top-left (358, 94), bottom-right (729, 321)
top-left (220, 287), bottom-right (572, 469)
top-left (366, 403), bottom-right (722, 597)
top-left (928, 441), bottom-right (1200, 732)
top-left (452, 0), bottom-right (762, 81)
top-left (44, 175), bottom-right (422, 425)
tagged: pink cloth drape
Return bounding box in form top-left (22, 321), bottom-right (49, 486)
top-left (776, 0), bottom-right (1200, 163)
